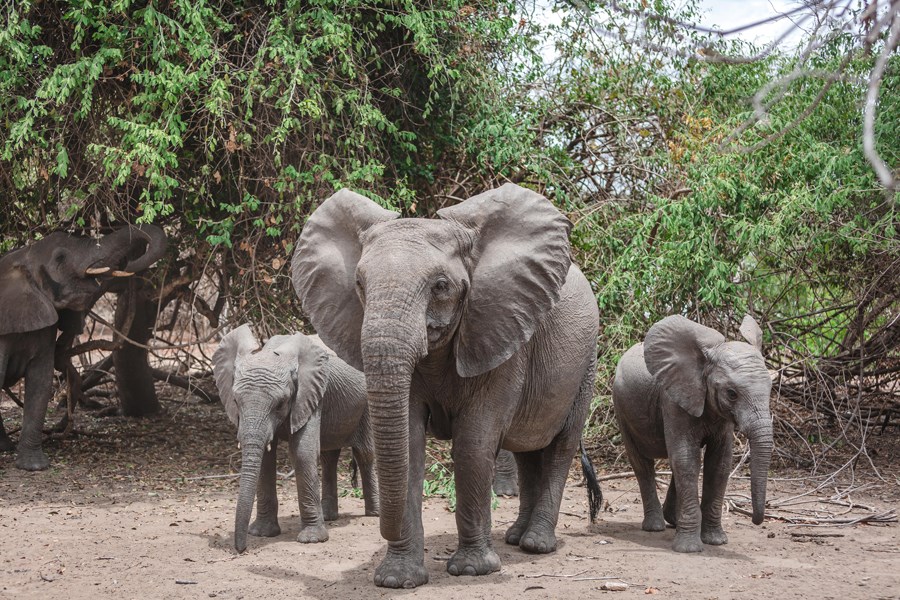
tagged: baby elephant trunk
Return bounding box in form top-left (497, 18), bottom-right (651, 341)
top-left (743, 416), bottom-right (773, 525)
top-left (234, 442), bottom-right (264, 552)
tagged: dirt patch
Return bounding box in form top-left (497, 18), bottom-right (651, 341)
top-left (1, 393), bottom-right (898, 600)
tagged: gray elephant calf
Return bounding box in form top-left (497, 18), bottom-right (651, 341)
top-left (612, 315), bottom-right (773, 553)
top-left (212, 325), bottom-right (378, 553)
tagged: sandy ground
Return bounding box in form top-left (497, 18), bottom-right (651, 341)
top-left (1, 399), bottom-right (898, 600)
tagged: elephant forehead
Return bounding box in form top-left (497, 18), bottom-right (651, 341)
top-left (235, 355), bottom-right (293, 387)
top-left (718, 343), bottom-right (769, 378)
top-left (362, 219), bottom-right (471, 254)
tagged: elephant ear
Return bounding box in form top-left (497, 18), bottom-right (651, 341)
top-left (644, 315), bottom-right (725, 418)
top-left (268, 334), bottom-right (331, 434)
top-left (437, 183), bottom-right (573, 378)
top-left (212, 324), bottom-right (259, 427)
top-left (739, 314), bottom-right (764, 352)
top-left (0, 258), bottom-right (58, 335)
top-left (291, 189), bottom-right (399, 370)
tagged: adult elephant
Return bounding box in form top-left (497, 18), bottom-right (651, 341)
top-left (0, 225), bottom-right (167, 470)
top-left (292, 183), bottom-right (599, 588)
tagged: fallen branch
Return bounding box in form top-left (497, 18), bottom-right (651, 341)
top-left (151, 369), bottom-right (218, 403)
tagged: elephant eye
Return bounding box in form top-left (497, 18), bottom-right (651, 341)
top-left (433, 278), bottom-right (449, 293)
top-left (726, 388), bottom-right (739, 400)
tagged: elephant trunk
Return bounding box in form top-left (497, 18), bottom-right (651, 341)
top-left (361, 309), bottom-right (426, 542)
top-left (93, 224), bottom-right (168, 275)
top-left (234, 441), bottom-right (264, 553)
top-left (122, 224), bottom-right (168, 273)
top-left (741, 412), bottom-right (773, 525)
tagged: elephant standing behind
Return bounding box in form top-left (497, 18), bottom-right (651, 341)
top-left (612, 314), bottom-right (773, 552)
top-left (212, 325), bottom-right (379, 553)
top-left (0, 225), bottom-right (167, 470)
top-left (292, 183), bottom-right (600, 588)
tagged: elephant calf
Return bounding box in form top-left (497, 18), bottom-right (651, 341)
top-left (612, 315), bottom-right (773, 553)
top-left (212, 325), bottom-right (378, 553)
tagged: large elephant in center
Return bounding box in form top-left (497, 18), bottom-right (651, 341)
top-left (292, 183), bottom-right (599, 589)
top-left (0, 225), bottom-right (167, 470)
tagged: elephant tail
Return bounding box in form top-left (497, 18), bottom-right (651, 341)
top-left (580, 441), bottom-right (602, 523)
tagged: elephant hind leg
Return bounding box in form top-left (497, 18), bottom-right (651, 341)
top-left (663, 475), bottom-right (677, 527)
top-left (492, 449), bottom-right (519, 497)
top-left (620, 426), bottom-right (665, 532)
top-left (505, 450), bottom-right (541, 545)
top-left (351, 445), bottom-right (379, 517)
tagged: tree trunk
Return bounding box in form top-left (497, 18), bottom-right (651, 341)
top-left (113, 281), bottom-right (160, 417)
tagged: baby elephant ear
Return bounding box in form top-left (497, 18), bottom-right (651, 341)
top-left (270, 334), bottom-right (331, 434)
top-left (437, 183), bottom-right (573, 378)
top-left (212, 324), bottom-right (259, 427)
top-left (739, 314), bottom-right (764, 352)
top-left (644, 315), bottom-right (725, 418)
top-left (291, 189), bottom-right (399, 370)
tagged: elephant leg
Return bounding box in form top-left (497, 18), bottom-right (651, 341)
top-left (373, 400), bottom-right (428, 589)
top-left (248, 443), bottom-right (281, 537)
top-left (666, 440), bottom-right (703, 553)
top-left (290, 414), bottom-right (328, 543)
top-left (701, 433), bottom-right (733, 546)
top-left (518, 367), bottom-right (593, 555)
top-left (620, 427), bottom-right (664, 532)
top-left (663, 475), bottom-right (677, 526)
top-left (321, 448), bottom-right (341, 522)
top-left (446, 427), bottom-right (501, 577)
top-left (492, 449), bottom-right (519, 497)
top-left (16, 345), bottom-right (53, 471)
top-left (0, 353), bottom-right (14, 452)
top-left (351, 445), bottom-right (379, 517)
top-left (505, 450), bottom-right (541, 545)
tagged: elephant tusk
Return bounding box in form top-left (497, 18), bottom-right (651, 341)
top-left (84, 267), bottom-right (111, 276)
top-left (111, 270), bottom-right (134, 277)
top-left (238, 442), bottom-right (241, 450)
top-left (266, 443), bottom-right (271, 452)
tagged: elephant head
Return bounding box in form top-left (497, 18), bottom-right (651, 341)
top-left (0, 224), bottom-right (168, 336)
top-left (212, 325), bottom-right (330, 552)
top-left (291, 184), bottom-right (572, 541)
top-left (643, 314), bottom-right (773, 525)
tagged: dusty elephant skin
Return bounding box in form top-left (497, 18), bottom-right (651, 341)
top-left (291, 183), bottom-right (599, 589)
top-left (612, 314), bottom-right (774, 553)
top-left (0, 225), bottom-right (167, 471)
top-left (212, 325), bottom-right (379, 553)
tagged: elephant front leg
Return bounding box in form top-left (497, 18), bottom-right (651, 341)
top-left (16, 352), bottom-right (53, 471)
top-left (700, 433), bottom-right (733, 546)
top-left (667, 441), bottom-right (703, 553)
top-left (321, 448), bottom-right (341, 522)
top-left (374, 402), bottom-right (428, 589)
top-left (248, 443), bottom-right (281, 538)
top-left (290, 415), bottom-right (328, 543)
top-left (446, 434), bottom-right (501, 577)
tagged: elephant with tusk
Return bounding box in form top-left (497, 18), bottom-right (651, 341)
top-left (0, 224), bottom-right (167, 470)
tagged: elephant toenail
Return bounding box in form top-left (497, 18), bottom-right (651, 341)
top-left (448, 564), bottom-right (459, 576)
top-left (403, 580), bottom-right (415, 589)
top-left (384, 576), bottom-right (397, 587)
top-left (464, 566), bottom-right (476, 576)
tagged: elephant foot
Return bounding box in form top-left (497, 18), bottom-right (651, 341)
top-left (672, 531), bottom-right (703, 553)
top-left (519, 527), bottom-right (558, 554)
top-left (663, 500), bottom-right (677, 526)
top-left (364, 504), bottom-right (379, 517)
top-left (447, 545), bottom-right (500, 577)
top-left (492, 480), bottom-right (519, 497)
top-left (504, 517), bottom-right (529, 545)
top-left (0, 433), bottom-right (15, 453)
top-left (248, 519), bottom-right (281, 538)
top-left (374, 553), bottom-right (428, 589)
top-left (702, 526), bottom-right (728, 546)
top-left (642, 512), bottom-right (666, 532)
top-left (297, 523), bottom-right (329, 543)
top-left (15, 449), bottom-right (50, 471)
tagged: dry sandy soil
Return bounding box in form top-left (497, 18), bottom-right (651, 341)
top-left (1, 395), bottom-right (898, 600)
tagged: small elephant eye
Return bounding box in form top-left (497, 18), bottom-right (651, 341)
top-left (433, 278), bottom-right (449, 293)
top-left (726, 388), bottom-right (739, 400)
